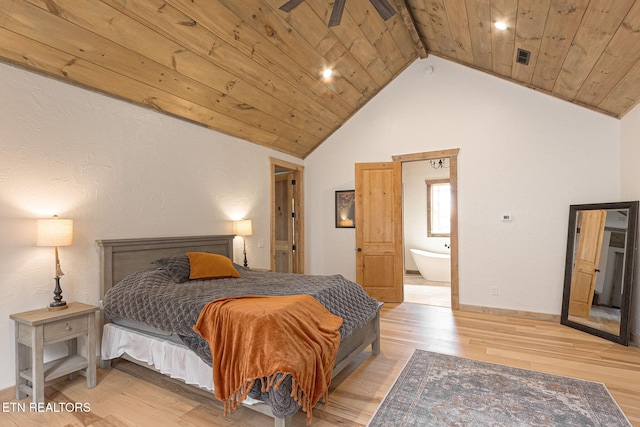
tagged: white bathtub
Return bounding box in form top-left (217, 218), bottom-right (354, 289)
top-left (409, 248), bottom-right (451, 282)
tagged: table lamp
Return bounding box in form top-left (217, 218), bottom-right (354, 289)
top-left (37, 215), bottom-right (73, 310)
top-left (235, 219), bottom-right (253, 267)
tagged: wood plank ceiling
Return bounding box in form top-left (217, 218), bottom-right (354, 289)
top-left (412, 0), bottom-right (640, 122)
top-left (1, 0), bottom-right (640, 159)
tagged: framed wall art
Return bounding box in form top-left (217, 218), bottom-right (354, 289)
top-left (335, 190), bottom-right (355, 228)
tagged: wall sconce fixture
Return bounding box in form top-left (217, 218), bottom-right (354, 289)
top-left (37, 215), bottom-right (73, 310)
top-left (430, 158), bottom-right (449, 169)
top-left (235, 219), bottom-right (253, 267)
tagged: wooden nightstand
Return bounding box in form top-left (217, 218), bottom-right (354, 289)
top-left (10, 302), bottom-right (99, 403)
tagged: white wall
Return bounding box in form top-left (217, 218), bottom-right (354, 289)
top-left (305, 56), bottom-right (621, 317)
top-left (0, 62), bottom-right (301, 389)
top-left (620, 102), bottom-right (640, 337)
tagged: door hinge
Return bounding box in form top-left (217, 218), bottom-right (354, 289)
top-left (292, 212), bottom-right (296, 218)
top-left (291, 179), bottom-right (296, 185)
top-left (292, 244), bottom-right (297, 251)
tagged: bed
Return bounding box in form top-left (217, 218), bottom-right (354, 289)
top-left (97, 235), bottom-right (381, 427)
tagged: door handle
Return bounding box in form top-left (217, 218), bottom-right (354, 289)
top-left (595, 269), bottom-right (600, 272)
top-left (357, 248), bottom-right (362, 252)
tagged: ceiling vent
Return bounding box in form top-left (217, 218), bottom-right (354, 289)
top-left (516, 48), bottom-right (531, 65)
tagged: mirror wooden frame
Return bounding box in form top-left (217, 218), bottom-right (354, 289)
top-left (561, 201), bottom-right (638, 345)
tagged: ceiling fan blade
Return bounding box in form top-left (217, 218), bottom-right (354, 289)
top-left (369, 0), bottom-right (397, 21)
top-left (280, 0), bottom-right (395, 26)
top-left (279, 0), bottom-right (305, 12)
top-left (328, 0), bottom-right (346, 27)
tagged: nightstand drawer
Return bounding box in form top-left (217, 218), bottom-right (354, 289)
top-left (43, 316), bottom-right (88, 343)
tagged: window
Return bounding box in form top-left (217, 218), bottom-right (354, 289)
top-left (426, 179), bottom-right (451, 236)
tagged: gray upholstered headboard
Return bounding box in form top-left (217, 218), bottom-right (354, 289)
top-left (96, 235), bottom-right (234, 300)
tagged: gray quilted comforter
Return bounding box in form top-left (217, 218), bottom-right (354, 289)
top-left (103, 264), bottom-right (379, 417)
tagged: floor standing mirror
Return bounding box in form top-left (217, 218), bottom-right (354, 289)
top-left (561, 201), bottom-right (638, 345)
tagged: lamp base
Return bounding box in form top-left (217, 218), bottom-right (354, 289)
top-left (49, 276), bottom-right (68, 311)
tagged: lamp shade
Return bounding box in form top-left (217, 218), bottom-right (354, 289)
top-left (235, 219), bottom-right (253, 236)
top-left (37, 217), bottom-right (73, 247)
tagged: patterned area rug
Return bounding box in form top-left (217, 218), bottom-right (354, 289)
top-left (369, 350), bottom-right (630, 426)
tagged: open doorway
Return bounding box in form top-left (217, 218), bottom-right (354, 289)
top-left (402, 160), bottom-right (451, 307)
top-left (393, 149), bottom-right (459, 310)
top-left (270, 157), bottom-right (304, 273)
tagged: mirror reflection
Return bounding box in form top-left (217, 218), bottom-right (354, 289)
top-left (561, 201), bottom-right (638, 345)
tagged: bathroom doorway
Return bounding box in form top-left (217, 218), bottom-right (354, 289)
top-left (393, 149), bottom-right (459, 309)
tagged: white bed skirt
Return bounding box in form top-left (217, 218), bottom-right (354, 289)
top-left (101, 323), bottom-right (215, 391)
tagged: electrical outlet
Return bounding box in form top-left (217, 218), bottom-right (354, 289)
top-left (258, 239), bottom-right (265, 248)
top-left (491, 286), bottom-right (499, 296)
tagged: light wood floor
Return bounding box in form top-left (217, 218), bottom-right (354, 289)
top-left (4, 303), bottom-right (640, 426)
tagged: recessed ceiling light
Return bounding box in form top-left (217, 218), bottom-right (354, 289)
top-left (322, 68), bottom-right (333, 80)
top-left (494, 21), bottom-right (507, 31)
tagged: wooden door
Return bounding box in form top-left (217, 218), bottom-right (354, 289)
top-left (569, 210), bottom-right (607, 317)
top-left (355, 162), bottom-right (403, 302)
top-left (274, 173), bottom-right (294, 273)
top-left (270, 158), bottom-right (304, 274)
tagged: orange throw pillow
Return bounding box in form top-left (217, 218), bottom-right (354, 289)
top-left (187, 252), bottom-right (241, 280)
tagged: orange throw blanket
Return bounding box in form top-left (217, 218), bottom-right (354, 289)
top-left (193, 294), bottom-right (343, 423)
